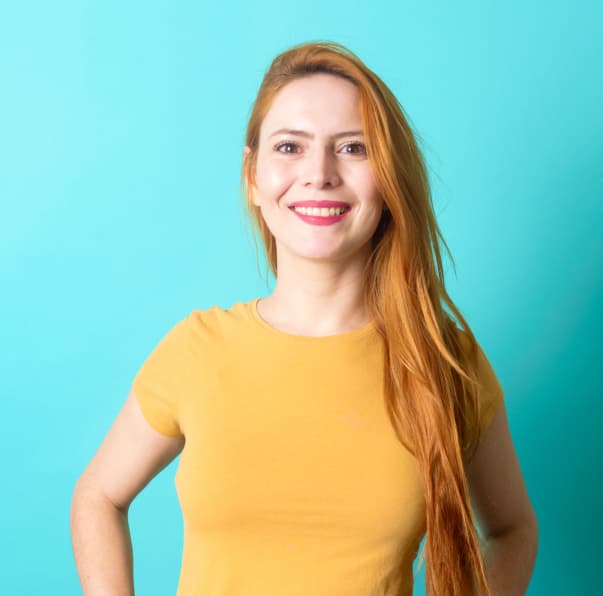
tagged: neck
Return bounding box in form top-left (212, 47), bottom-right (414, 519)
top-left (258, 257), bottom-right (372, 336)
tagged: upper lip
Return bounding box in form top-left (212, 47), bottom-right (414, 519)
top-left (288, 200), bottom-right (350, 209)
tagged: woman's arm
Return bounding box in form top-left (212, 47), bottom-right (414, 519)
top-left (70, 390), bottom-right (185, 595)
top-left (465, 402), bottom-right (539, 595)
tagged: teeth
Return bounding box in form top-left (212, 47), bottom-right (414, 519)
top-left (292, 206), bottom-right (347, 216)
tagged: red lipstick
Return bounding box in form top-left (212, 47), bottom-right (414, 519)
top-left (288, 202), bottom-right (351, 226)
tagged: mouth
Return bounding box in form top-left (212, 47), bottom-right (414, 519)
top-left (288, 204), bottom-right (351, 226)
top-left (288, 205), bottom-right (352, 214)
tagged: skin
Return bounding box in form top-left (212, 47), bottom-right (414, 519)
top-left (465, 405), bottom-right (539, 595)
top-left (70, 392), bottom-right (184, 594)
top-left (244, 73), bottom-right (385, 336)
top-left (70, 73), bottom-right (537, 595)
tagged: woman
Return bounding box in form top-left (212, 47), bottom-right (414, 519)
top-left (70, 41), bottom-right (538, 595)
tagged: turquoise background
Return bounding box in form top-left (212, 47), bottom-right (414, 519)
top-left (1, 1), bottom-right (601, 594)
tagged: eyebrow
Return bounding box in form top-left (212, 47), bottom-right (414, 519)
top-left (268, 128), bottom-right (364, 139)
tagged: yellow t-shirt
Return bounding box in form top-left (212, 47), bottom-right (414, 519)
top-left (132, 298), bottom-right (504, 596)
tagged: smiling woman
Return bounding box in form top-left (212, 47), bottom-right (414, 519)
top-left (70, 40), bottom-right (537, 596)
top-left (244, 72), bottom-right (384, 274)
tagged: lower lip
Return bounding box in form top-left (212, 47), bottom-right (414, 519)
top-left (289, 208), bottom-right (350, 226)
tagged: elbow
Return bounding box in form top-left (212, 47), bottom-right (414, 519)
top-left (486, 509), bottom-right (539, 544)
top-left (522, 509), bottom-right (539, 545)
top-left (71, 476), bottom-right (130, 517)
top-left (520, 513), bottom-right (539, 557)
top-left (529, 512), bottom-right (539, 551)
top-left (487, 513), bottom-right (539, 559)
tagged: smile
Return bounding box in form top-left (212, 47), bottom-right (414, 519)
top-left (289, 205), bottom-right (351, 226)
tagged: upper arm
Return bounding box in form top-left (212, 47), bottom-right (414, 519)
top-left (74, 390), bottom-right (185, 511)
top-left (465, 401), bottom-right (538, 540)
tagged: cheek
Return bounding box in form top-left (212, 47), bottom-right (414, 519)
top-left (350, 170), bottom-right (380, 205)
top-left (256, 159), bottom-right (295, 197)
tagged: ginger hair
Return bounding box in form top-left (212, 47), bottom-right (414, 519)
top-left (240, 40), bottom-right (492, 596)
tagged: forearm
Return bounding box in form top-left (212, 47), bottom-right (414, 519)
top-left (480, 523), bottom-right (539, 596)
top-left (70, 482), bottom-right (135, 595)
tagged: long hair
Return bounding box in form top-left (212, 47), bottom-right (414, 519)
top-left (240, 40), bottom-right (492, 596)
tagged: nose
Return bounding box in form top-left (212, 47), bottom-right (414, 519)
top-left (302, 147), bottom-right (341, 189)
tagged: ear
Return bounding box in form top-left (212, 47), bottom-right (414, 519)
top-left (243, 145), bottom-right (259, 206)
top-left (250, 185), bottom-right (260, 206)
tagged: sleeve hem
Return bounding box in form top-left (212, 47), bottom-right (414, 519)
top-left (133, 387), bottom-right (184, 438)
top-left (479, 392), bottom-right (504, 434)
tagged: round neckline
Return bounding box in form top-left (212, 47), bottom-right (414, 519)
top-left (248, 297), bottom-right (377, 342)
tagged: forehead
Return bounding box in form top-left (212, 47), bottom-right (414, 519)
top-left (260, 73), bottom-right (362, 136)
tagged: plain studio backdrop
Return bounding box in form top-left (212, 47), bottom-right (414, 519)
top-left (0, 1), bottom-right (601, 594)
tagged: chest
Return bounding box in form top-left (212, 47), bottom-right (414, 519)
top-left (174, 344), bottom-right (426, 545)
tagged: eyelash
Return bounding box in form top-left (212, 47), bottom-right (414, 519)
top-left (273, 140), bottom-right (367, 155)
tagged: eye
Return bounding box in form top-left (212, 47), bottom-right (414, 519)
top-left (340, 142), bottom-right (367, 155)
top-left (273, 141), bottom-right (301, 154)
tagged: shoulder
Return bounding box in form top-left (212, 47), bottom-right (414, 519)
top-left (449, 323), bottom-right (498, 384)
top-left (447, 321), bottom-right (505, 434)
top-left (187, 299), bottom-right (251, 343)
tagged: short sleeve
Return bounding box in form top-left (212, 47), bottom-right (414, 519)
top-left (473, 341), bottom-right (505, 434)
top-left (131, 314), bottom-right (195, 437)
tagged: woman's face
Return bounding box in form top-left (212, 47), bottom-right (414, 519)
top-left (246, 73), bottom-right (384, 265)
